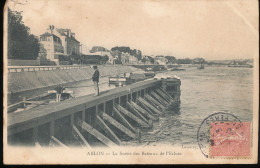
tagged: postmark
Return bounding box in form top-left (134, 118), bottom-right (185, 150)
top-left (197, 112), bottom-right (251, 158)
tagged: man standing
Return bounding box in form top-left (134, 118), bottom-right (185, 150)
top-left (92, 65), bottom-right (100, 96)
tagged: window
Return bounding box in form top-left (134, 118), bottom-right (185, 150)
top-left (41, 37), bottom-right (47, 41)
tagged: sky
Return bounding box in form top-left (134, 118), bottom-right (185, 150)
top-left (6, 0), bottom-right (259, 60)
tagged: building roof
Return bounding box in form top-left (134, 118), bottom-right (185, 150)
top-left (56, 28), bottom-right (80, 43)
top-left (40, 32), bottom-right (53, 37)
top-left (56, 28), bottom-right (67, 36)
top-left (40, 32), bottom-right (62, 41)
top-left (70, 36), bottom-right (80, 43)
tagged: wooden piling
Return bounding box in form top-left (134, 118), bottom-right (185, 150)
top-left (138, 97), bottom-right (162, 115)
top-left (144, 95), bottom-right (162, 109)
top-left (102, 113), bottom-right (136, 139)
top-left (117, 105), bottom-right (150, 128)
top-left (151, 92), bottom-right (168, 106)
top-left (33, 126), bottom-right (38, 145)
top-left (158, 88), bottom-right (174, 101)
top-left (145, 95), bottom-right (165, 110)
top-left (71, 113), bottom-right (74, 126)
top-left (72, 125), bottom-right (91, 148)
top-left (82, 110), bottom-right (85, 121)
top-left (126, 102), bottom-right (148, 123)
top-left (137, 98), bottom-right (159, 118)
top-left (76, 118), bottom-right (118, 148)
top-left (97, 116), bottom-right (121, 145)
top-left (155, 90), bottom-right (171, 103)
top-left (103, 102), bottom-right (106, 114)
top-left (113, 107), bottom-right (135, 132)
top-left (94, 105), bottom-right (98, 127)
top-left (51, 136), bottom-right (69, 148)
top-left (130, 101), bottom-right (157, 121)
top-left (112, 99), bottom-right (115, 116)
top-left (50, 120), bottom-right (55, 137)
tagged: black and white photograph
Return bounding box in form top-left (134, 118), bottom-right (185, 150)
top-left (3, 0), bottom-right (259, 164)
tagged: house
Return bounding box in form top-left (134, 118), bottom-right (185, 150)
top-left (39, 32), bottom-right (64, 63)
top-left (121, 52), bottom-right (138, 65)
top-left (39, 25), bottom-right (80, 63)
top-left (154, 56), bottom-right (168, 65)
top-left (56, 28), bottom-right (80, 56)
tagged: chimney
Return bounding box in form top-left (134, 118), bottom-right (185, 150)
top-left (49, 25), bottom-right (54, 34)
top-left (66, 29), bottom-right (71, 36)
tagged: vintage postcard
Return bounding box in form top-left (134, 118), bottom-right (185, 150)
top-left (3, 0), bottom-right (259, 164)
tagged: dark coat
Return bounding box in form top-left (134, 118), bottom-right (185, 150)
top-left (92, 69), bottom-right (99, 82)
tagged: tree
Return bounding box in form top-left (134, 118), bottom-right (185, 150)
top-left (141, 58), bottom-right (146, 63)
top-left (38, 43), bottom-right (47, 60)
top-left (90, 46), bottom-right (109, 53)
top-left (111, 46), bottom-right (142, 61)
top-left (111, 46), bottom-right (131, 54)
top-left (147, 56), bottom-right (154, 64)
top-left (193, 58), bottom-right (206, 64)
top-left (100, 55), bottom-right (109, 64)
top-left (8, 8), bottom-right (40, 60)
top-left (176, 58), bottom-right (192, 64)
top-left (135, 50), bottom-right (142, 61)
top-left (165, 56), bottom-right (176, 64)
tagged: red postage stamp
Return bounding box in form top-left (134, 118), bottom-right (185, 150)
top-left (210, 122), bottom-right (251, 157)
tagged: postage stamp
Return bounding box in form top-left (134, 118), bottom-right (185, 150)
top-left (197, 112), bottom-right (252, 158)
top-left (209, 122), bottom-right (251, 157)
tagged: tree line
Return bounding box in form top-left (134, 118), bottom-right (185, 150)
top-left (161, 56), bottom-right (207, 64)
top-left (8, 8), bottom-right (40, 60)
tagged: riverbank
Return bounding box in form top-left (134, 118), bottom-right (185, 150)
top-left (8, 65), bottom-right (143, 105)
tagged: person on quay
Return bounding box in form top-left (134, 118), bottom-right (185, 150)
top-left (92, 65), bottom-right (100, 96)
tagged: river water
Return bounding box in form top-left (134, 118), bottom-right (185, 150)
top-left (129, 66), bottom-right (254, 146)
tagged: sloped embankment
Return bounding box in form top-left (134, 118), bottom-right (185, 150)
top-left (8, 65), bottom-right (140, 94)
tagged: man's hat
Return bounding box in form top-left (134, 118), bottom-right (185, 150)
top-left (93, 65), bottom-right (97, 69)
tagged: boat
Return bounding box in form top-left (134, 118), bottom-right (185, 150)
top-left (169, 67), bottom-right (186, 71)
top-left (109, 72), bottom-right (147, 86)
